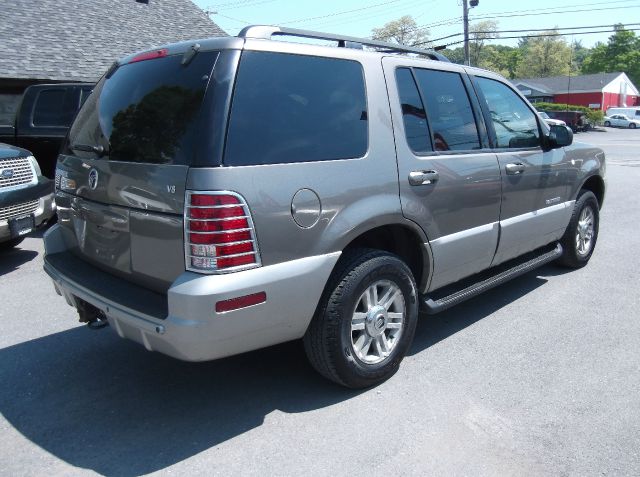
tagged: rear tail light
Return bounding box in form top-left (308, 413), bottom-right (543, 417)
top-left (185, 191), bottom-right (261, 273)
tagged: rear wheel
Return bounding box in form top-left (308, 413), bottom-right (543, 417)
top-left (630, 123), bottom-right (637, 129)
top-left (304, 249), bottom-right (419, 388)
top-left (558, 190), bottom-right (599, 268)
top-left (0, 237), bottom-right (25, 251)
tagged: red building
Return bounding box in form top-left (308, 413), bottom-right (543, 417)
top-left (513, 72), bottom-right (639, 111)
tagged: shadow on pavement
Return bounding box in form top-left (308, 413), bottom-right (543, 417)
top-left (0, 247), bottom-right (38, 276)
top-left (410, 267), bottom-right (550, 355)
top-left (0, 265), bottom-right (555, 476)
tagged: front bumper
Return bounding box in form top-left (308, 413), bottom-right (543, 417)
top-left (0, 188), bottom-right (56, 242)
top-left (43, 224), bottom-right (340, 361)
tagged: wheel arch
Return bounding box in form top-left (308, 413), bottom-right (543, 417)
top-left (579, 174), bottom-right (605, 209)
top-left (336, 222), bottom-right (433, 293)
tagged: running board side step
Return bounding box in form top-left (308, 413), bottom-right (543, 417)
top-left (423, 243), bottom-right (563, 315)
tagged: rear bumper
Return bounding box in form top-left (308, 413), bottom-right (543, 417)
top-left (43, 224), bottom-right (340, 361)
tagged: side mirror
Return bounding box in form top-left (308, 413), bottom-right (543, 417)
top-left (548, 124), bottom-right (573, 148)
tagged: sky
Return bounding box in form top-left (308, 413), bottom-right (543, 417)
top-left (192, 0), bottom-right (640, 50)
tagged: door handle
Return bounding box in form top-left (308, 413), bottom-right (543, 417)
top-left (505, 162), bottom-right (526, 175)
top-left (409, 170), bottom-right (439, 186)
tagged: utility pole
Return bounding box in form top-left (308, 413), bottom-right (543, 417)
top-left (463, 0), bottom-right (470, 66)
top-left (463, 0), bottom-right (479, 67)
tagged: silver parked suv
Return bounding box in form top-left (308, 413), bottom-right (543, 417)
top-left (44, 26), bottom-right (605, 388)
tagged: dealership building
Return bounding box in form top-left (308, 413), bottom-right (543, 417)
top-left (513, 72), bottom-right (639, 111)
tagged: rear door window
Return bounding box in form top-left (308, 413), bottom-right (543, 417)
top-left (395, 68), bottom-right (431, 154)
top-left (412, 68), bottom-right (481, 151)
top-left (67, 52), bottom-right (218, 164)
top-left (224, 51), bottom-right (368, 166)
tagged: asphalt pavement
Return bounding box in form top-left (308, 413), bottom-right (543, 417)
top-left (1, 127), bottom-right (639, 476)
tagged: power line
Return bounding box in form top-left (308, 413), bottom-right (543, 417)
top-left (471, 0), bottom-right (637, 18)
top-left (475, 23), bottom-right (640, 35)
top-left (431, 27), bottom-right (640, 49)
top-left (408, 0), bottom-right (640, 34)
top-left (210, 0), bottom-right (276, 11)
top-left (282, 0), bottom-right (430, 29)
top-left (213, 12), bottom-right (252, 24)
top-left (431, 23), bottom-right (640, 42)
top-left (470, 4), bottom-right (640, 21)
top-left (279, 0), bottom-right (404, 25)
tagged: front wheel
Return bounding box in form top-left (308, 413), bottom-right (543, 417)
top-left (304, 249), bottom-right (419, 388)
top-left (630, 123), bottom-right (637, 129)
top-left (604, 121), bottom-right (611, 127)
top-left (558, 190), bottom-right (599, 268)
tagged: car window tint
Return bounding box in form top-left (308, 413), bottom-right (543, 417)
top-left (413, 68), bottom-right (480, 151)
top-left (225, 51), bottom-right (368, 166)
top-left (395, 68), bottom-right (431, 153)
top-left (33, 89), bottom-right (76, 127)
top-left (476, 77), bottom-right (540, 149)
top-left (68, 52), bottom-right (217, 165)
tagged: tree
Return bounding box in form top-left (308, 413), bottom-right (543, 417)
top-left (469, 20), bottom-right (499, 67)
top-left (515, 30), bottom-right (572, 78)
top-left (581, 25), bottom-right (640, 86)
top-left (481, 45), bottom-right (521, 79)
top-left (570, 40), bottom-right (591, 73)
top-left (371, 15), bottom-right (429, 47)
top-left (443, 46), bottom-right (465, 65)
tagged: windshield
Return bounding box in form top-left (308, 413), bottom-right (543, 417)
top-left (538, 112), bottom-right (550, 119)
top-left (65, 51), bottom-right (218, 165)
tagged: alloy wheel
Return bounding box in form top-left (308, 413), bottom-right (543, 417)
top-left (576, 206), bottom-right (595, 257)
top-left (350, 280), bottom-right (405, 364)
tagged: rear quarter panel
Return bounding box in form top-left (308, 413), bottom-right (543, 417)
top-left (187, 41), bottom-right (408, 267)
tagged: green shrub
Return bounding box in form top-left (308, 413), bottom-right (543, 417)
top-left (534, 102), bottom-right (591, 113)
top-left (534, 102), bottom-right (605, 125)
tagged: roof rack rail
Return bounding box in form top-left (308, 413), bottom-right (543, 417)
top-left (238, 25), bottom-right (450, 62)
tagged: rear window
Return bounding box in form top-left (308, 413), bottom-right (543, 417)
top-left (33, 89), bottom-right (76, 127)
top-left (224, 51), bottom-right (368, 166)
top-left (67, 51), bottom-right (218, 165)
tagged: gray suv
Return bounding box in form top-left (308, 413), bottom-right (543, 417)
top-left (43, 26), bottom-right (605, 388)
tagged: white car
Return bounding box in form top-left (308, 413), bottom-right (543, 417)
top-left (538, 111), bottom-right (566, 127)
top-left (604, 114), bottom-right (640, 129)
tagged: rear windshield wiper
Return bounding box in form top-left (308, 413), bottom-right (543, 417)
top-left (70, 143), bottom-right (108, 157)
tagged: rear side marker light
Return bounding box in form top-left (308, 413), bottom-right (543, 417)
top-left (130, 48), bottom-right (168, 63)
top-left (185, 191), bottom-right (261, 273)
top-left (216, 292), bottom-right (267, 313)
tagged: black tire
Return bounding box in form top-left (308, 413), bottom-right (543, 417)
top-left (604, 121), bottom-right (611, 127)
top-left (558, 190), bottom-right (599, 268)
top-left (630, 123), bottom-right (637, 129)
top-left (0, 237), bottom-right (25, 251)
top-left (303, 248), bottom-right (419, 388)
